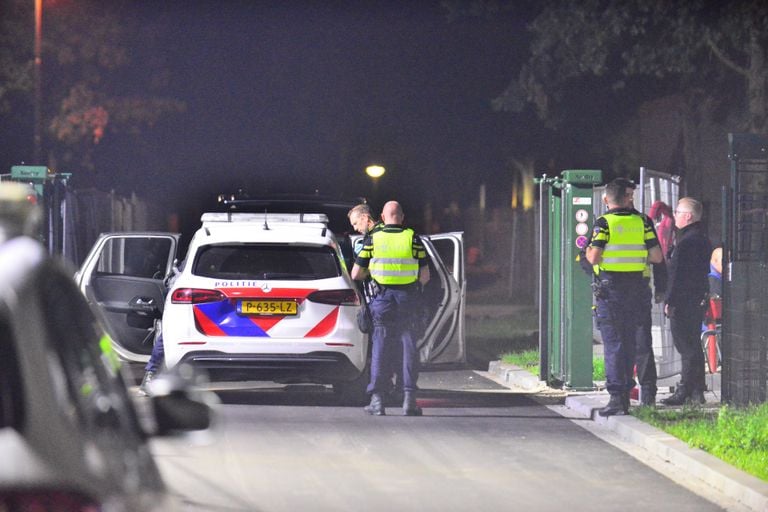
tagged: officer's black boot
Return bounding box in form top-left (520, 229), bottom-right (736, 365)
top-left (385, 381), bottom-right (404, 406)
top-left (402, 391), bottom-right (422, 416)
top-left (137, 370), bottom-right (156, 397)
top-left (598, 394), bottom-right (628, 417)
top-left (364, 393), bottom-right (385, 416)
top-left (660, 384), bottom-right (688, 406)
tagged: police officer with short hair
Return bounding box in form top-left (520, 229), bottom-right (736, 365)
top-left (586, 178), bottom-right (663, 416)
top-left (348, 203), bottom-right (384, 246)
top-left (351, 200), bottom-right (430, 416)
top-left (348, 202), bottom-right (403, 401)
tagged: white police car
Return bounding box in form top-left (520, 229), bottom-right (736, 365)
top-left (76, 203), bottom-right (465, 402)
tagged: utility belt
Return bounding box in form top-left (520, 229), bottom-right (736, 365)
top-left (591, 271), bottom-right (644, 300)
top-left (597, 270), bottom-right (645, 278)
top-left (372, 280), bottom-right (420, 295)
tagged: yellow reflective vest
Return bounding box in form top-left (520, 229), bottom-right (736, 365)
top-left (369, 229), bottom-right (419, 285)
top-left (598, 213), bottom-right (648, 272)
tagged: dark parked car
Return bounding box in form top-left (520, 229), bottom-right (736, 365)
top-left (0, 183), bottom-right (215, 511)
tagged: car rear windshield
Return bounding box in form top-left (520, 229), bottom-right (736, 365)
top-left (193, 244), bottom-right (341, 280)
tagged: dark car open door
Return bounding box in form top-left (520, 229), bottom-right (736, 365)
top-left (75, 233), bottom-right (178, 364)
top-left (418, 233), bottom-right (466, 365)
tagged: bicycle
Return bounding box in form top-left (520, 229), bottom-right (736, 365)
top-left (700, 295), bottom-right (721, 374)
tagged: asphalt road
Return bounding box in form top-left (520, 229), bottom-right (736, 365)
top-left (151, 370), bottom-right (724, 512)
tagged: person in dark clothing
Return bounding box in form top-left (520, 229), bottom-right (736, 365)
top-left (137, 327), bottom-right (164, 396)
top-left (137, 260), bottom-right (185, 396)
top-left (661, 197), bottom-right (712, 406)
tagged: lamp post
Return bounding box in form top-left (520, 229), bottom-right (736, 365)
top-left (33, 0), bottom-right (43, 164)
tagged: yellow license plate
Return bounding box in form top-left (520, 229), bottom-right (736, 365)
top-left (238, 300), bottom-right (298, 316)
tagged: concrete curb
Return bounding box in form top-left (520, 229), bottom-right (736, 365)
top-left (487, 361), bottom-right (547, 391)
top-left (487, 361), bottom-right (768, 512)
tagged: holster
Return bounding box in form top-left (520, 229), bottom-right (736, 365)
top-left (591, 277), bottom-right (608, 300)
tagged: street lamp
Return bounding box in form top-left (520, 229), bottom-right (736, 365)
top-left (33, 0), bottom-right (43, 163)
top-left (365, 165), bottom-right (385, 205)
top-left (365, 165), bottom-right (385, 179)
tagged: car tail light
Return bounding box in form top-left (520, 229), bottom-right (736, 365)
top-left (171, 288), bottom-right (226, 304)
top-left (0, 490), bottom-right (100, 511)
top-left (307, 289), bottom-right (360, 306)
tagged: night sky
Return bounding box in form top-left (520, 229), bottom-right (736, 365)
top-left (3, 1), bottom-right (537, 226)
top-left (136, 2), bottom-right (527, 215)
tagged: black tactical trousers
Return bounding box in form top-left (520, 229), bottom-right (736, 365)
top-left (670, 301), bottom-right (707, 393)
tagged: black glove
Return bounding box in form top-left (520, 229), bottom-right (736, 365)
top-left (578, 249), bottom-right (596, 277)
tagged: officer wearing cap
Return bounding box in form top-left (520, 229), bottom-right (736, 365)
top-left (586, 178), bottom-right (663, 416)
top-left (351, 200), bottom-right (430, 416)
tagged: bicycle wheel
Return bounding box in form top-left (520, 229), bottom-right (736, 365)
top-left (701, 328), bottom-right (719, 374)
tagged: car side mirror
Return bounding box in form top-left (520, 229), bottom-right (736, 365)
top-left (145, 364), bottom-right (218, 437)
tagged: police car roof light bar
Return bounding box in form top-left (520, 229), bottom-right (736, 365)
top-left (200, 212), bottom-right (329, 225)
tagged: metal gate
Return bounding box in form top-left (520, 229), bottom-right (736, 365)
top-left (723, 133), bottom-right (768, 405)
top-left (638, 168), bottom-right (682, 380)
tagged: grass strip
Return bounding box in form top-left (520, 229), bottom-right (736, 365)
top-left (633, 404), bottom-right (768, 482)
top-left (501, 349), bottom-right (605, 381)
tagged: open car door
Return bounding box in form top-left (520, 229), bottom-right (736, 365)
top-left (75, 233), bottom-right (179, 364)
top-left (350, 231), bottom-right (466, 366)
top-left (418, 233), bottom-right (466, 365)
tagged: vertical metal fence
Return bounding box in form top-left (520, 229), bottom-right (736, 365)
top-left (63, 188), bottom-right (162, 267)
top-left (722, 133), bottom-right (768, 405)
top-left (638, 169), bottom-right (682, 380)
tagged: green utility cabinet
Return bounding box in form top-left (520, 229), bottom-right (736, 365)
top-left (536, 170), bottom-right (601, 390)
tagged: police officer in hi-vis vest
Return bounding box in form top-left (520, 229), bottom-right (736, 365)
top-left (351, 201), bottom-right (430, 416)
top-left (586, 178), bottom-right (663, 416)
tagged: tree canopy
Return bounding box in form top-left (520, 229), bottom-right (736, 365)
top-left (0, 0), bottom-right (185, 170)
top-left (494, 0), bottom-right (767, 133)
